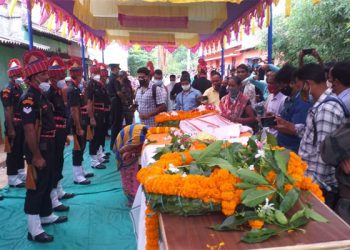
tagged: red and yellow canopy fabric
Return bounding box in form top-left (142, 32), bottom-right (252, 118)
top-left (0, 0), bottom-right (321, 51)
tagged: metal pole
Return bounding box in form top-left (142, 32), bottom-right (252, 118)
top-left (102, 49), bottom-right (105, 64)
top-left (26, 0), bottom-right (34, 50)
top-left (81, 34), bottom-right (87, 80)
top-left (221, 38), bottom-right (225, 77)
top-left (267, 4), bottom-right (273, 64)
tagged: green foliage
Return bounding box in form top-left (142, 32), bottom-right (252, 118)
top-left (127, 46), bottom-right (157, 76)
top-left (259, 0), bottom-right (350, 65)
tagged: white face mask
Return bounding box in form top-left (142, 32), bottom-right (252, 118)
top-left (39, 82), bottom-right (51, 92)
top-left (57, 79), bottom-right (66, 89)
top-left (93, 75), bottom-right (101, 81)
top-left (182, 84), bottom-right (190, 91)
top-left (153, 79), bottom-right (163, 86)
top-left (15, 77), bottom-right (23, 85)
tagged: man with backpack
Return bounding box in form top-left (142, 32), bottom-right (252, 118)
top-left (297, 63), bottom-right (349, 209)
top-left (135, 67), bottom-right (166, 126)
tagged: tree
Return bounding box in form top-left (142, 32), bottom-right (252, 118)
top-left (127, 46), bottom-right (157, 76)
top-left (259, 0), bottom-right (350, 65)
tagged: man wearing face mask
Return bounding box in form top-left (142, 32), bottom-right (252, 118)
top-left (328, 62), bottom-right (350, 112)
top-left (47, 56), bottom-right (74, 211)
top-left (108, 63), bottom-right (123, 150)
top-left (175, 75), bottom-right (201, 111)
top-left (0, 58), bottom-right (26, 188)
top-left (87, 63), bottom-right (109, 170)
top-left (67, 59), bottom-right (93, 185)
top-left (135, 67), bottom-right (166, 126)
top-left (21, 50), bottom-right (68, 243)
top-left (152, 69), bottom-right (168, 110)
top-left (273, 64), bottom-right (313, 153)
top-left (118, 70), bottom-right (134, 125)
top-left (298, 63), bottom-right (349, 209)
top-left (166, 74), bottom-right (176, 111)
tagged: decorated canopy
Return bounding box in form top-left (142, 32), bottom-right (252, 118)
top-left (0, 0), bottom-right (320, 51)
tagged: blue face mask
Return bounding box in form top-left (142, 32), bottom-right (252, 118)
top-left (39, 82), bottom-right (50, 92)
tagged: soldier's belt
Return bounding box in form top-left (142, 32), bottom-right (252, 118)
top-left (54, 116), bottom-right (67, 129)
top-left (94, 102), bottom-right (105, 111)
top-left (40, 130), bottom-right (56, 139)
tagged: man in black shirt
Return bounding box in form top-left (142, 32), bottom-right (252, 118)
top-left (192, 69), bottom-right (211, 94)
top-left (0, 58), bottom-right (25, 188)
top-left (47, 56), bottom-right (74, 212)
top-left (67, 59), bottom-right (93, 185)
top-left (108, 63), bottom-right (123, 150)
top-left (21, 50), bottom-right (67, 243)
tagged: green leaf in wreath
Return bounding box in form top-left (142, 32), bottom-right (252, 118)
top-left (289, 208), bottom-right (309, 228)
top-left (276, 171), bottom-right (285, 190)
top-left (241, 228), bottom-right (279, 243)
top-left (247, 138), bottom-right (258, 151)
top-left (235, 183), bottom-right (257, 190)
top-left (190, 150), bottom-right (202, 160)
top-left (241, 188), bottom-right (257, 200)
top-left (305, 208), bottom-right (328, 223)
top-left (280, 188), bottom-right (300, 213)
top-left (211, 211), bottom-right (260, 231)
top-left (202, 157), bottom-right (237, 174)
top-left (242, 189), bottom-right (276, 207)
top-left (195, 140), bottom-right (223, 162)
top-left (266, 133), bottom-right (278, 146)
top-left (189, 164), bottom-right (204, 175)
top-left (274, 150), bottom-right (290, 174)
top-left (237, 168), bottom-right (269, 185)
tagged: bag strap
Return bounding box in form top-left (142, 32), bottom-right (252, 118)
top-left (152, 84), bottom-right (158, 106)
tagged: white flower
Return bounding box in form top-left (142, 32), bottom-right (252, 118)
top-left (170, 111), bottom-right (178, 116)
top-left (182, 173), bottom-right (187, 177)
top-left (144, 139), bottom-right (149, 144)
top-left (261, 198), bottom-right (275, 213)
top-left (168, 164), bottom-right (179, 173)
top-left (249, 165), bottom-right (255, 171)
top-left (180, 145), bottom-right (185, 150)
top-left (197, 105), bottom-right (206, 112)
top-left (177, 139), bottom-right (181, 144)
top-left (255, 149), bottom-right (265, 159)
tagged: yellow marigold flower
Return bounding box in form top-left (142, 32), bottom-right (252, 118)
top-left (266, 170), bottom-right (277, 184)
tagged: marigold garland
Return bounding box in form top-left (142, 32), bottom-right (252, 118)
top-left (146, 127), bottom-right (174, 137)
top-left (155, 110), bottom-right (216, 124)
top-left (145, 205), bottom-right (159, 250)
top-left (139, 146), bottom-right (325, 250)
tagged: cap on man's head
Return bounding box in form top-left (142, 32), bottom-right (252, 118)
top-left (99, 63), bottom-right (108, 77)
top-left (90, 59), bottom-right (100, 75)
top-left (109, 63), bottom-right (121, 70)
top-left (68, 58), bottom-right (83, 77)
top-left (23, 50), bottom-right (48, 78)
top-left (7, 58), bottom-right (23, 78)
top-left (48, 56), bottom-right (66, 78)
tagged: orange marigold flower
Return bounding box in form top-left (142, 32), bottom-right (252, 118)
top-left (248, 220), bottom-right (264, 229)
top-left (265, 170), bottom-right (277, 184)
top-left (284, 184), bottom-right (294, 193)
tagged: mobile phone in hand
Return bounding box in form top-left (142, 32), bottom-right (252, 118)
top-left (261, 116), bottom-right (277, 127)
top-left (302, 48), bottom-right (314, 55)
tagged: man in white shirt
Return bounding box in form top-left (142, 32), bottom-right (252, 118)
top-left (166, 74), bottom-right (176, 111)
top-left (265, 70), bottom-right (287, 136)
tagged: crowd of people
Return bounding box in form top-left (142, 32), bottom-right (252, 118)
top-left (1, 48), bottom-right (350, 243)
